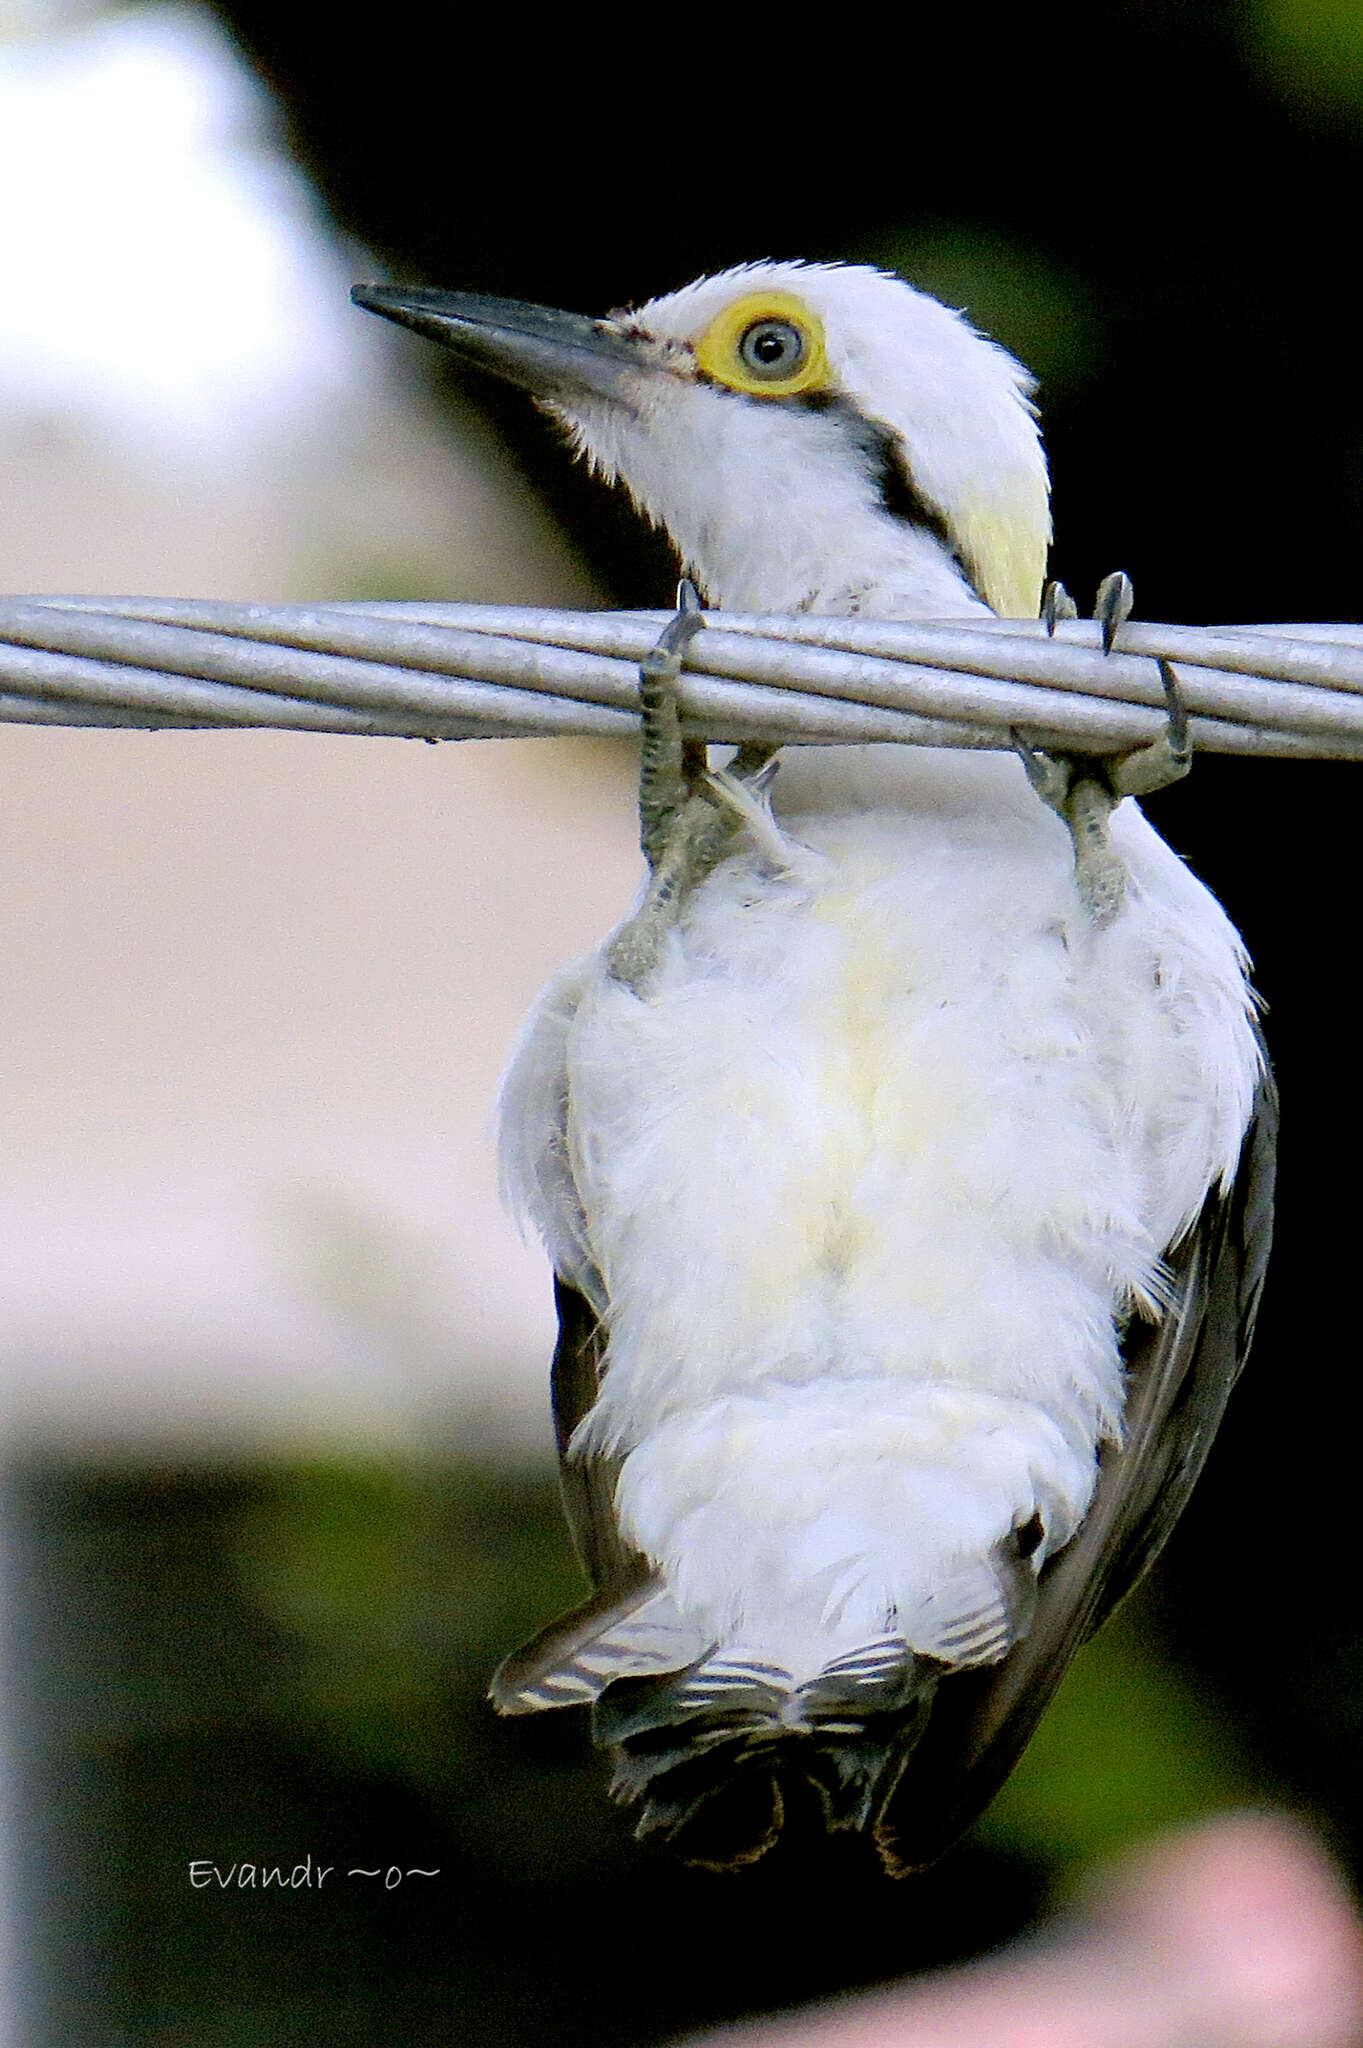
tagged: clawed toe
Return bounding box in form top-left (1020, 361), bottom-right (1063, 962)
top-left (1012, 731), bottom-right (1074, 813)
top-left (1018, 578), bottom-right (1193, 927)
top-left (637, 579), bottom-right (706, 869)
top-left (1108, 660), bottom-right (1192, 797)
top-left (609, 585), bottom-right (784, 991)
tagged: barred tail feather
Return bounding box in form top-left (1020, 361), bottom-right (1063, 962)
top-left (490, 1575), bottom-right (710, 1714)
top-left (592, 1639), bottom-right (941, 1871)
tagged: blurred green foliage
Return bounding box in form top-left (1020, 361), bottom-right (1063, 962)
top-left (233, 1459), bottom-right (584, 1773)
top-left (227, 1457), bottom-right (626, 1882)
top-left (1251, 0), bottom-right (1363, 118)
top-left (983, 1605), bottom-right (1260, 1867)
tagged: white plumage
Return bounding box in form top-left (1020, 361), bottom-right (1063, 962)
top-left (355, 259), bottom-right (1272, 1867)
top-left (502, 745), bottom-right (1259, 1680)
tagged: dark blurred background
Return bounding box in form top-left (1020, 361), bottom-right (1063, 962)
top-left (4, 0), bottom-right (1363, 2041)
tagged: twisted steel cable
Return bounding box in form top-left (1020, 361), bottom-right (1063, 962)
top-left (4, 595), bottom-right (1363, 759)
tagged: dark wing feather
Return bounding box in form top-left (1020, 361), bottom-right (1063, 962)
top-left (550, 1274), bottom-right (648, 1592)
top-left (876, 1044), bottom-right (1277, 1874)
top-left (490, 1275), bottom-right (665, 1714)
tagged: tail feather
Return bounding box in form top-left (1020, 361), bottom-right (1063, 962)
top-left (592, 1640), bottom-right (941, 1869)
top-left (624, 1742), bottom-right (789, 1870)
top-left (495, 1594), bottom-right (953, 1869)
top-left (490, 1575), bottom-right (709, 1714)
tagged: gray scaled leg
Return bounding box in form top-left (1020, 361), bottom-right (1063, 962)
top-left (1015, 573), bottom-right (1192, 926)
top-left (607, 581), bottom-right (778, 991)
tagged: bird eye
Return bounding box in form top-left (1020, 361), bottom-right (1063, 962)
top-left (693, 290), bottom-right (830, 397)
top-left (738, 318), bottom-right (807, 380)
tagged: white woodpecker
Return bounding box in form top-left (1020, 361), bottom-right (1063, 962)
top-left (354, 262), bottom-right (1275, 1874)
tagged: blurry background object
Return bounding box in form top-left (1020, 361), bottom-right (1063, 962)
top-left (0, 0), bottom-right (617, 1460)
top-left (3, 0), bottom-right (1363, 2042)
top-left (688, 1815), bottom-right (1363, 2048)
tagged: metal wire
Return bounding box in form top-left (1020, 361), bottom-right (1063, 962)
top-left (4, 595), bottom-right (1363, 758)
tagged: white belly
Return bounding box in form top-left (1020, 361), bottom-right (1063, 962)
top-left (500, 748), bottom-right (1260, 1675)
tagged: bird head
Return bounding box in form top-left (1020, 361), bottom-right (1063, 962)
top-left (353, 261), bottom-right (1050, 621)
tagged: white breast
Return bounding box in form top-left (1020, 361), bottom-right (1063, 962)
top-left (499, 746), bottom-right (1261, 1678)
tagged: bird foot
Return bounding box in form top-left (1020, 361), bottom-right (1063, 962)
top-left (607, 582), bottom-right (780, 991)
top-left (1018, 573), bottom-right (1191, 927)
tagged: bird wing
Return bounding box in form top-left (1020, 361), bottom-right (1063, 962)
top-left (547, 1273), bottom-right (643, 1591)
top-left (874, 1035), bottom-right (1277, 1874)
top-left (490, 1276), bottom-right (709, 1714)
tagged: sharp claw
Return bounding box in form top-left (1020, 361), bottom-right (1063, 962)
top-left (1107, 660), bottom-right (1195, 799)
top-left (1094, 570), bottom-right (1134, 653)
top-left (653, 614), bottom-right (705, 664)
top-left (1042, 581), bottom-right (1079, 634)
top-left (1011, 725), bottom-right (1043, 780)
top-left (1158, 659), bottom-right (1192, 765)
top-left (1011, 728), bottom-right (1071, 811)
top-left (652, 580), bottom-right (707, 664)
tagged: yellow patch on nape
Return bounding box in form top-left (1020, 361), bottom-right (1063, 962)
top-left (694, 291), bottom-right (831, 399)
top-left (955, 482), bottom-right (1051, 619)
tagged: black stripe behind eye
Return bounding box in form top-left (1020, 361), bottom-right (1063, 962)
top-left (862, 417), bottom-right (987, 605)
top-left (794, 391), bottom-right (987, 606)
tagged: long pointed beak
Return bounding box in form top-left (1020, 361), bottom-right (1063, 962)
top-left (351, 283), bottom-right (660, 402)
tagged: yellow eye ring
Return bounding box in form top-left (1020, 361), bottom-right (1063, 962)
top-left (694, 291), bottom-right (830, 398)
